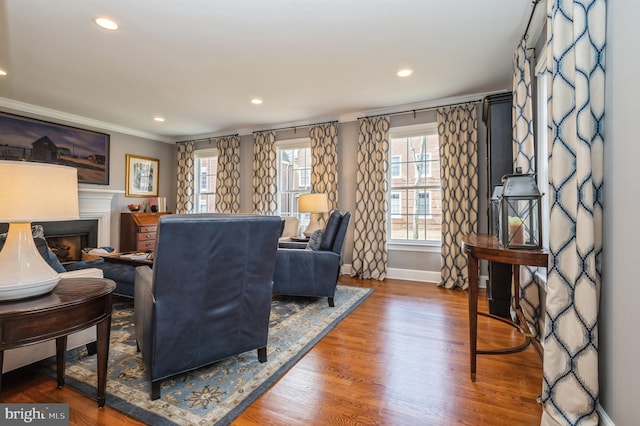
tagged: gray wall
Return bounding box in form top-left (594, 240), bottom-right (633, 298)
top-left (600, 0), bottom-right (640, 423)
top-left (0, 107), bottom-right (177, 250)
top-left (96, 131), bottom-right (176, 248)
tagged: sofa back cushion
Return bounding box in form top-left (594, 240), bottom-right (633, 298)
top-left (280, 216), bottom-right (299, 239)
top-left (319, 211), bottom-right (343, 251)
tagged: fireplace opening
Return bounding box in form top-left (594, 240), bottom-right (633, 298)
top-left (47, 235), bottom-right (87, 263)
top-left (0, 219), bottom-right (99, 264)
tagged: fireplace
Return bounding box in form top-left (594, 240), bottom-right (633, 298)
top-left (0, 219), bottom-right (98, 263)
top-left (40, 220), bottom-right (98, 262)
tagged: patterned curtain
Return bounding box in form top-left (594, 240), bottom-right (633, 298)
top-left (351, 116), bottom-right (389, 281)
top-left (252, 131), bottom-right (278, 215)
top-left (541, 1), bottom-right (605, 425)
top-left (512, 39), bottom-right (544, 341)
top-left (176, 141), bottom-right (195, 214)
top-left (437, 104), bottom-right (478, 289)
top-left (215, 135), bottom-right (240, 213)
top-left (310, 122), bottom-right (339, 226)
top-left (513, 39), bottom-right (536, 173)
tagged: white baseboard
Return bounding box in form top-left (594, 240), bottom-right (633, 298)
top-left (340, 264), bottom-right (438, 283)
top-left (341, 264), bottom-right (487, 288)
top-left (597, 404), bottom-right (615, 426)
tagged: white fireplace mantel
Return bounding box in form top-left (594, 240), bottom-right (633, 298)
top-left (78, 188), bottom-right (123, 247)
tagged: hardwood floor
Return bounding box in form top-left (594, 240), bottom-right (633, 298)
top-left (0, 277), bottom-right (543, 425)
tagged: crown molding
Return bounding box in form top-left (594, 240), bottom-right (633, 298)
top-left (0, 98), bottom-right (173, 144)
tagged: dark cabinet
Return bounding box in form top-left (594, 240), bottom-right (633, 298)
top-left (119, 212), bottom-right (170, 252)
top-left (482, 93), bottom-right (513, 319)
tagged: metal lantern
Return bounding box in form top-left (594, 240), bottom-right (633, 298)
top-left (489, 185), bottom-right (503, 238)
top-left (498, 173), bottom-right (542, 249)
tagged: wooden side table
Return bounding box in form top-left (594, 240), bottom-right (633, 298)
top-left (0, 278), bottom-right (116, 407)
top-left (461, 234), bottom-right (548, 381)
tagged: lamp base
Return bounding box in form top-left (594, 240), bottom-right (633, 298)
top-left (0, 222), bottom-right (60, 301)
top-left (303, 213), bottom-right (323, 238)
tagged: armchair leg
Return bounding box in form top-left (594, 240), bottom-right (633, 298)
top-left (151, 380), bottom-right (161, 400)
top-left (328, 297), bottom-right (335, 307)
top-left (257, 347), bottom-right (267, 363)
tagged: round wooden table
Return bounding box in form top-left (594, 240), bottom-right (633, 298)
top-left (461, 234), bottom-right (548, 381)
top-left (0, 278), bottom-right (116, 407)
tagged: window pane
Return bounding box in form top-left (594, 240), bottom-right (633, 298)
top-left (388, 126), bottom-right (441, 243)
top-left (277, 142), bottom-right (312, 229)
top-left (194, 151), bottom-right (217, 213)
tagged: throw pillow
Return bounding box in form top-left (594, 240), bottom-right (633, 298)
top-left (306, 229), bottom-right (324, 251)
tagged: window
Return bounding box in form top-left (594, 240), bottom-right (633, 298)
top-left (194, 149), bottom-right (217, 213)
top-left (387, 123), bottom-right (441, 244)
top-left (276, 138), bottom-right (312, 228)
top-left (390, 191), bottom-right (402, 216)
top-left (415, 153), bottom-right (432, 177)
top-left (416, 191), bottom-right (431, 215)
top-left (299, 168), bottom-right (310, 188)
top-left (391, 155), bottom-right (402, 178)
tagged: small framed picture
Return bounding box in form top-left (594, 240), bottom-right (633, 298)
top-left (125, 154), bottom-right (159, 197)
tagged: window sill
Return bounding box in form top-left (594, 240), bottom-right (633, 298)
top-left (387, 242), bottom-right (441, 253)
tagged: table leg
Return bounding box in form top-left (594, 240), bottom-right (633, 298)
top-left (0, 350), bottom-right (4, 391)
top-left (468, 253), bottom-right (479, 382)
top-left (55, 336), bottom-right (67, 389)
top-left (96, 315), bottom-right (112, 408)
top-left (513, 264), bottom-right (521, 317)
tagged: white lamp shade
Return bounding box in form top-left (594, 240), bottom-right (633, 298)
top-left (0, 161), bottom-right (79, 222)
top-left (299, 193), bottom-right (329, 213)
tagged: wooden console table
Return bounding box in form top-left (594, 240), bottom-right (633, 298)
top-left (0, 278), bottom-right (116, 407)
top-left (461, 234), bottom-right (548, 381)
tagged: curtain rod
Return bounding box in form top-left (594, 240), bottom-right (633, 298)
top-left (175, 133), bottom-right (239, 144)
top-left (521, 0), bottom-right (542, 42)
top-left (252, 120), bottom-right (338, 135)
top-left (357, 99), bottom-right (482, 121)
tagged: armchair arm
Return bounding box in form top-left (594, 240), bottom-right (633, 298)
top-left (134, 266), bottom-right (155, 360)
top-left (273, 249), bottom-right (341, 297)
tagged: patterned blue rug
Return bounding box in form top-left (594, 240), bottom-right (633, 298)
top-left (37, 285), bottom-right (372, 425)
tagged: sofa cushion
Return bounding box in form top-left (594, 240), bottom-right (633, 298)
top-left (280, 216), bottom-right (299, 239)
top-left (319, 211), bottom-right (342, 251)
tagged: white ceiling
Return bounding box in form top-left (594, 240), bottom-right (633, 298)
top-left (0, 0), bottom-right (540, 142)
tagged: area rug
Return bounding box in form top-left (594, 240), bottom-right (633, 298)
top-left (37, 285), bottom-right (372, 425)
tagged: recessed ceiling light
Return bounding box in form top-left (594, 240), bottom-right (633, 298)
top-left (0, 70), bottom-right (7, 76)
top-left (154, 117), bottom-right (165, 122)
top-left (250, 98), bottom-right (263, 105)
top-left (397, 69), bottom-right (413, 77)
top-left (94, 17), bottom-right (119, 31)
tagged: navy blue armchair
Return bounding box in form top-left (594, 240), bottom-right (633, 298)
top-left (272, 211), bottom-right (351, 307)
top-left (134, 214), bottom-right (281, 400)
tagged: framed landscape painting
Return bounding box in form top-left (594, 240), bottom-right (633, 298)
top-left (126, 154), bottom-right (159, 197)
top-left (0, 111), bottom-right (110, 184)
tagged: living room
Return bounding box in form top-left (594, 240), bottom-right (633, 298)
top-left (0, 1), bottom-right (637, 425)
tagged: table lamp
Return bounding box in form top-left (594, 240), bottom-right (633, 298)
top-left (299, 193), bottom-right (329, 237)
top-left (0, 161), bottom-right (79, 301)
